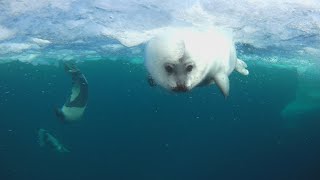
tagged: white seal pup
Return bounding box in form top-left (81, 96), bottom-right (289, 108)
top-left (55, 62), bottom-right (88, 122)
top-left (145, 28), bottom-right (249, 97)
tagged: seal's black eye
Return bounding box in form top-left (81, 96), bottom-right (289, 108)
top-left (164, 64), bottom-right (174, 74)
top-left (186, 65), bottom-right (193, 72)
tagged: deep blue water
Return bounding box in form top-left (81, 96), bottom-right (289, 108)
top-left (0, 60), bottom-right (320, 180)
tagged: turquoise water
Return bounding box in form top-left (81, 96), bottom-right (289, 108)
top-left (1, 60), bottom-right (320, 179)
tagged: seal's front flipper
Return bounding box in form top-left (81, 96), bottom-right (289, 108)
top-left (235, 59), bottom-right (249, 76)
top-left (214, 73), bottom-right (230, 97)
top-left (147, 75), bottom-right (157, 87)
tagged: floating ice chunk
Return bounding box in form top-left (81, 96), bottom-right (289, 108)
top-left (100, 44), bottom-right (125, 52)
top-left (282, 66), bottom-right (320, 122)
top-left (301, 47), bottom-right (320, 57)
top-left (173, 1), bottom-right (216, 27)
top-left (15, 54), bottom-right (40, 63)
top-left (0, 43), bottom-right (32, 54)
top-left (5, 0), bottom-right (74, 15)
top-left (0, 0), bottom-right (318, 68)
top-left (0, 26), bottom-right (15, 41)
top-left (101, 27), bottom-right (169, 47)
top-left (281, 82), bottom-right (320, 120)
top-left (130, 47), bottom-right (142, 55)
top-left (31, 38), bottom-right (51, 45)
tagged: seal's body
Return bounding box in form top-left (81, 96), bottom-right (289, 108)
top-left (55, 62), bottom-right (88, 122)
top-left (145, 28), bottom-right (249, 97)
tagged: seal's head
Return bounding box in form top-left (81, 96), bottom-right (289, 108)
top-left (145, 31), bottom-right (209, 92)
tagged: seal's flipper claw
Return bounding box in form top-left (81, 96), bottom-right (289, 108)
top-left (147, 75), bottom-right (157, 87)
top-left (235, 59), bottom-right (249, 76)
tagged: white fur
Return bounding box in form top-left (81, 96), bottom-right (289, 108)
top-left (61, 105), bottom-right (86, 121)
top-left (70, 84), bottom-right (80, 102)
top-left (145, 27), bottom-right (248, 96)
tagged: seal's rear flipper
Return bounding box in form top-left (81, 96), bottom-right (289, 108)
top-left (235, 59), bottom-right (249, 76)
top-left (61, 146), bottom-right (70, 153)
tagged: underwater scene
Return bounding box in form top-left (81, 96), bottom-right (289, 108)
top-left (1, 1), bottom-right (320, 180)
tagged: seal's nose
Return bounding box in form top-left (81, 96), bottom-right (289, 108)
top-left (172, 84), bottom-right (188, 92)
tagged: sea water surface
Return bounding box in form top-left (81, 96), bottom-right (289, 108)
top-left (1, 0), bottom-right (320, 180)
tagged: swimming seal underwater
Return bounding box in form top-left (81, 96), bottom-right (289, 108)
top-left (145, 27), bottom-right (249, 97)
top-left (38, 128), bottom-right (69, 153)
top-left (55, 62), bottom-right (88, 122)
